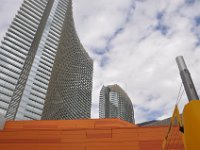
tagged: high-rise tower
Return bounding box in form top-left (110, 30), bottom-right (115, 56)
top-left (41, 1), bottom-right (93, 120)
top-left (99, 84), bottom-right (134, 123)
top-left (0, 0), bottom-right (93, 120)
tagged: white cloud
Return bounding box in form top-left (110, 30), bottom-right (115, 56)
top-left (74, 0), bottom-right (200, 123)
top-left (0, 0), bottom-right (23, 41)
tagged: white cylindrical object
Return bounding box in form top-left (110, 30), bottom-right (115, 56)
top-left (176, 56), bottom-right (187, 71)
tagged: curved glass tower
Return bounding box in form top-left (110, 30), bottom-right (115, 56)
top-left (99, 84), bottom-right (134, 123)
top-left (41, 0), bottom-right (93, 120)
top-left (0, 0), bottom-right (93, 120)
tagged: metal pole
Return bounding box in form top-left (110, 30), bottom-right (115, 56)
top-left (176, 56), bottom-right (199, 101)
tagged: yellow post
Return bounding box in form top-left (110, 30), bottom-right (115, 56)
top-left (183, 100), bottom-right (200, 150)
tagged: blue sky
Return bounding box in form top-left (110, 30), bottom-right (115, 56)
top-left (1, 0), bottom-right (200, 123)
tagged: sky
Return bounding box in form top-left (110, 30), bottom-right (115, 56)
top-left (1, 0), bottom-right (200, 123)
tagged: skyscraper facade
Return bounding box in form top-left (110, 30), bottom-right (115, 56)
top-left (99, 84), bottom-right (134, 123)
top-left (0, 0), bottom-right (93, 120)
top-left (41, 1), bottom-right (93, 120)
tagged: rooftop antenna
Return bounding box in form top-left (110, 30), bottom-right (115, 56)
top-left (176, 56), bottom-right (199, 101)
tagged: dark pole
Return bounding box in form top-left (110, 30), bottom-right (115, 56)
top-left (176, 56), bottom-right (199, 101)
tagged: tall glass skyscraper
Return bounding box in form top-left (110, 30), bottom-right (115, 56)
top-left (41, 1), bottom-right (93, 120)
top-left (99, 84), bottom-right (134, 123)
top-left (0, 0), bottom-right (93, 120)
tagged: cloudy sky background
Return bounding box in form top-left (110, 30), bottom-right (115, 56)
top-left (1, 0), bottom-right (200, 123)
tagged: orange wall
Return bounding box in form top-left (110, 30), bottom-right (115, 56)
top-left (0, 119), bottom-right (183, 150)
